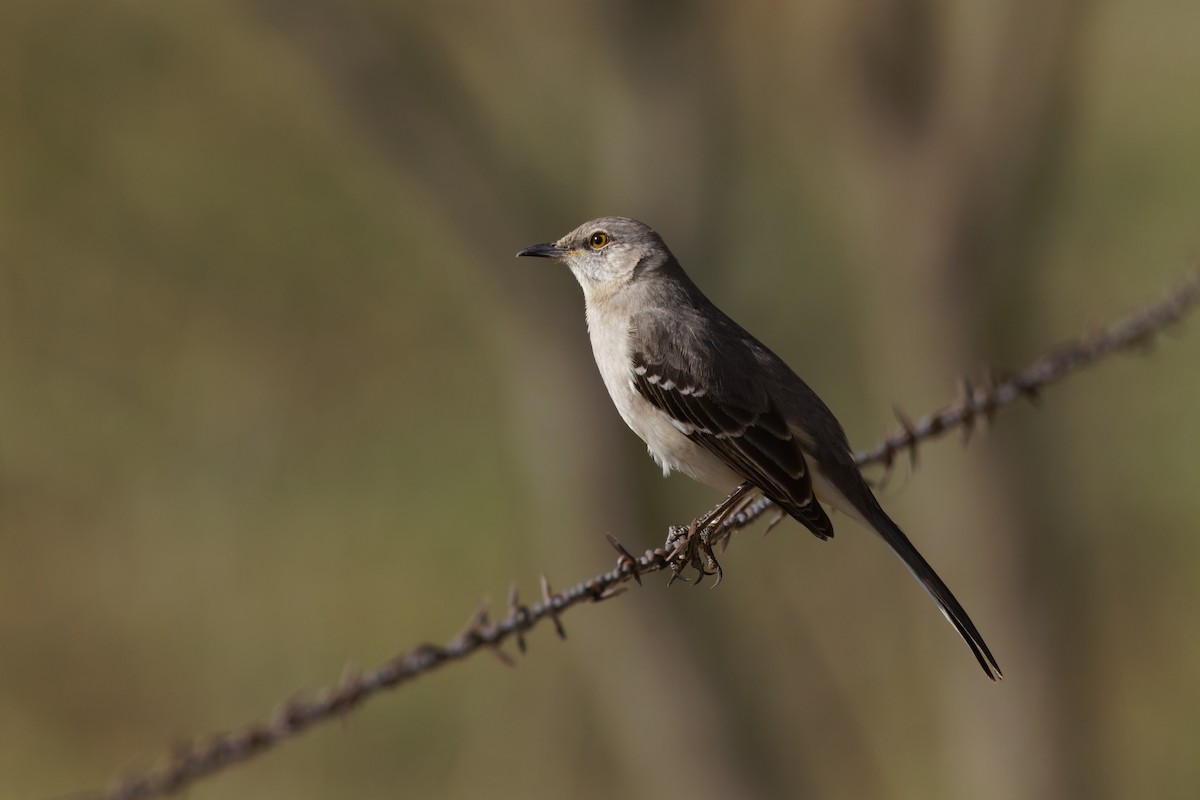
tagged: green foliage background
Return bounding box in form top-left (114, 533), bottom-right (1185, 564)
top-left (2, 2), bottom-right (1199, 798)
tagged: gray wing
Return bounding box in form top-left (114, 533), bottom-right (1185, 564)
top-left (630, 312), bottom-right (835, 540)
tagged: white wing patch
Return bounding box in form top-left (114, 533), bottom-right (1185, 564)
top-left (644, 371), bottom-right (705, 398)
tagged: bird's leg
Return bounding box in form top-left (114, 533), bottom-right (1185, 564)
top-left (697, 481), bottom-right (755, 530)
top-left (666, 482), bottom-right (756, 586)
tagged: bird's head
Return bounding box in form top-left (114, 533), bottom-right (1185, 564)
top-left (516, 216), bottom-right (671, 300)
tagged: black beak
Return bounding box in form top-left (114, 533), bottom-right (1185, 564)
top-left (516, 242), bottom-right (565, 259)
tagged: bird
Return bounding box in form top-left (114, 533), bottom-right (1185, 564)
top-left (516, 216), bottom-right (1001, 680)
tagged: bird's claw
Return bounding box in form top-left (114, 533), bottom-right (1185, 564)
top-left (664, 521), bottom-right (725, 587)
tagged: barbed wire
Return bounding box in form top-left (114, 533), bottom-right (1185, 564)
top-left (96, 267), bottom-right (1199, 800)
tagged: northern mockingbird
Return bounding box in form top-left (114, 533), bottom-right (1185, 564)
top-left (517, 216), bottom-right (1001, 680)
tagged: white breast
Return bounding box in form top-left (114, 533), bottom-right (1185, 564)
top-left (584, 303), bottom-right (743, 491)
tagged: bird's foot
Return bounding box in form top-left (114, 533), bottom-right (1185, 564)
top-left (665, 521), bottom-right (724, 588)
top-left (664, 483), bottom-right (754, 587)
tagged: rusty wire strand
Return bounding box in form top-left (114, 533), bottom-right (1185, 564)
top-left (98, 267), bottom-right (1199, 800)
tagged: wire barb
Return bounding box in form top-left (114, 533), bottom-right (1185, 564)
top-left (540, 573), bottom-right (567, 640)
top-left (892, 404), bottom-right (919, 468)
top-left (606, 533), bottom-right (643, 586)
top-left (507, 583), bottom-right (529, 654)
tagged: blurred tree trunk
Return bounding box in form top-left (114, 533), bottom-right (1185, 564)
top-left (824, 1), bottom-right (1087, 798)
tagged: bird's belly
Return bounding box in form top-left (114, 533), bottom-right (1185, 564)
top-left (601, 364), bottom-right (742, 490)
top-left (636, 412), bottom-right (744, 490)
top-left (587, 308), bottom-right (742, 491)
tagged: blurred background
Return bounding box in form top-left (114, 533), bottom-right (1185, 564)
top-left (2, 1), bottom-right (1199, 798)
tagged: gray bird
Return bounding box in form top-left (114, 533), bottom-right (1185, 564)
top-left (517, 216), bottom-right (1001, 680)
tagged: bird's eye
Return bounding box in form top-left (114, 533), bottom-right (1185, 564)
top-left (589, 231), bottom-right (609, 249)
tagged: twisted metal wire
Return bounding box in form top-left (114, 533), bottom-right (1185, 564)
top-left (98, 267), bottom-right (1199, 800)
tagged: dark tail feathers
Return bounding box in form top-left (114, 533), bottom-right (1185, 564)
top-left (867, 506), bottom-right (1002, 681)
